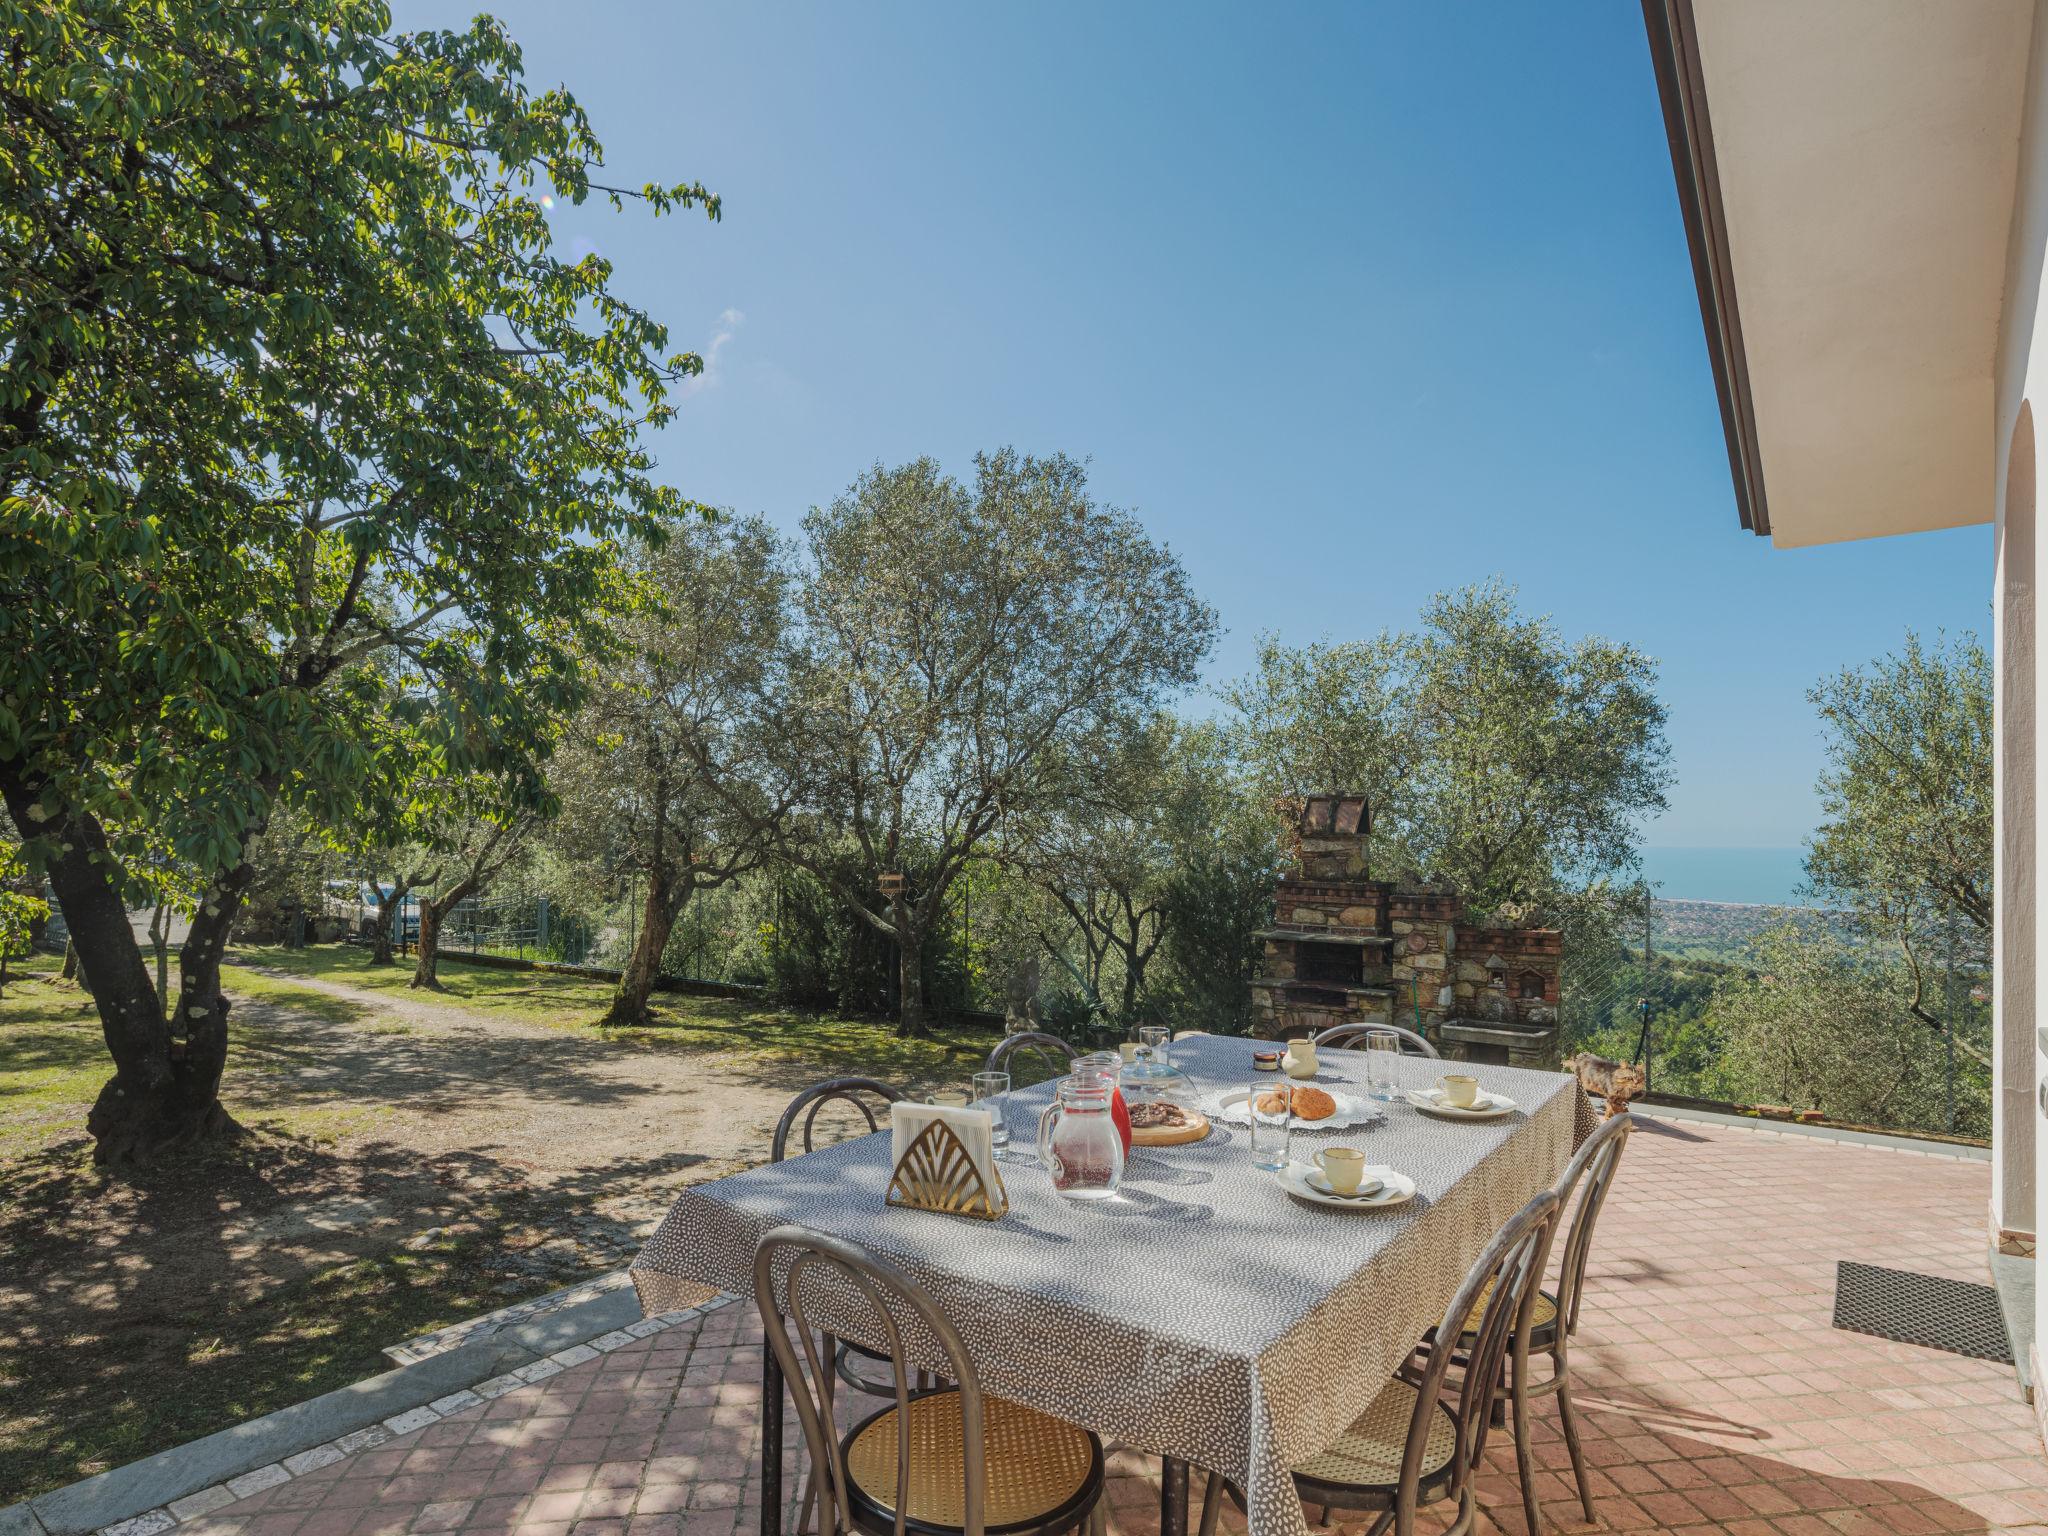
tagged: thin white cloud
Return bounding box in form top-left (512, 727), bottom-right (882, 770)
top-left (681, 307), bottom-right (745, 395)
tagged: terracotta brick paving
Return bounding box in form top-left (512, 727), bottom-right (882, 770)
top-left (181, 1116), bottom-right (2043, 1536)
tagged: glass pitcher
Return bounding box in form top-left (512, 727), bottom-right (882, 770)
top-left (1036, 1074), bottom-right (1126, 1201)
top-left (1074, 1051), bottom-right (1133, 1153)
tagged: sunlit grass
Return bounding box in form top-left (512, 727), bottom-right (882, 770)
top-left (230, 943), bottom-right (1010, 1085)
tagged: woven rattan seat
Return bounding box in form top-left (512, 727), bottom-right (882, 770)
top-left (844, 1390), bottom-right (1102, 1535)
top-left (1292, 1378), bottom-right (1458, 1497)
top-left (1459, 1279), bottom-right (1561, 1344)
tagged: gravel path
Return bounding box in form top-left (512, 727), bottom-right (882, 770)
top-left (228, 965), bottom-right (819, 1235)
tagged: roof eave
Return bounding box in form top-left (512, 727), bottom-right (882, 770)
top-left (1641, 0), bottom-right (1771, 539)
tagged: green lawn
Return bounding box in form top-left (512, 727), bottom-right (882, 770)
top-left (0, 945), bottom-right (1024, 1501)
top-left (231, 944), bottom-right (1011, 1084)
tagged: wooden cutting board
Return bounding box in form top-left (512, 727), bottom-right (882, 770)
top-left (1130, 1109), bottom-right (1211, 1147)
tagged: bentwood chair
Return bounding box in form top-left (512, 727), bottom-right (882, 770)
top-left (984, 1031), bottom-right (1080, 1086)
top-left (1198, 1189), bottom-right (1563, 1536)
top-left (1484, 1112), bottom-right (1636, 1535)
top-left (756, 1225), bottom-right (1108, 1536)
top-left (774, 1078), bottom-right (905, 1163)
top-left (773, 1080), bottom-right (909, 1409)
top-left (1314, 1022), bottom-right (1439, 1058)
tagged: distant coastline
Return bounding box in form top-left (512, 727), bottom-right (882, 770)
top-left (1641, 846), bottom-right (1814, 908)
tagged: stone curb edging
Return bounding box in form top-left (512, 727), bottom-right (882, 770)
top-left (1629, 1099), bottom-right (1990, 1160)
top-left (383, 1271), bottom-right (638, 1366)
top-left (0, 1281), bottom-right (736, 1536)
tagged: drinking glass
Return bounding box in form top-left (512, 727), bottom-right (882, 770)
top-left (1365, 1029), bottom-right (1403, 1101)
top-left (972, 1070), bottom-right (1011, 1155)
top-left (1249, 1081), bottom-right (1293, 1171)
top-left (1138, 1025), bottom-right (1171, 1074)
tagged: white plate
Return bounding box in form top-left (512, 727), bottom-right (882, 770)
top-left (1405, 1087), bottom-right (1518, 1121)
top-left (1209, 1087), bottom-right (1384, 1132)
top-left (1276, 1160), bottom-right (1416, 1209)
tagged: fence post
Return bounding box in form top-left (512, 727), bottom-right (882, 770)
top-left (1641, 884), bottom-right (1654, 1095)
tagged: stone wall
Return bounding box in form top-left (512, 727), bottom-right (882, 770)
top-left (1386, 886), bottom-right (1458, 1038)
top-left (1451, 924), bottom-right (1562, 1030)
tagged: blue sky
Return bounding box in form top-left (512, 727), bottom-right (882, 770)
top-left (407, 1), bottom-right (1991, 850)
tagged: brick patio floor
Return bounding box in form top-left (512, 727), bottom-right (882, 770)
top-left (177, 1116), bottom-right (2045, 1536)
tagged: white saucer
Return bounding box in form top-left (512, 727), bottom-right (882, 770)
top-left (1211, 1088), bottom-right (1384, 1132)
top-left (1406, 1087), bottom-right (1517, 1121)
top-left (1276, 1161), bottom-right (1416, 1209)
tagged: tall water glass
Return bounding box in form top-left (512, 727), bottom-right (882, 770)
top-left (1366, 1029), bottom-right (1403, 1101)
top-left (1249, 1081), bottom-right (1293, 1171)
top-left (1138, 1024), bottom-right (1171, 1074)
top-left (972, 1070), bottom-right (1011, 1155)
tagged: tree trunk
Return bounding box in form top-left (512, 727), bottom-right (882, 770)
top-left (61, 938), bottom-right (78, 982)
top-left (409, 877), bottom-right (478, 990)
top-left (607, 867), bottom-right (681, 1025)
top-left (0, 767), bottom-right (245, 1165)
top-left (370, 880), bottom-right (412, 965)
top-left (894, 905), bottom-right (928, 1039)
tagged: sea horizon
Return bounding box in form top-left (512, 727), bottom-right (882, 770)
top-left (1641, 845), bottom-right (1816, 908)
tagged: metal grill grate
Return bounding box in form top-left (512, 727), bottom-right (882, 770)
top-left (1831, 1260), bottom-right (2012, 1364)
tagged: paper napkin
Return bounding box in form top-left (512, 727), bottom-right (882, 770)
top-left (889, 1100), bottom-right (999, 1194)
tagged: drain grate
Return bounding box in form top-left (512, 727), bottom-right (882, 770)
top-left (1831, 1260), bottom-right (2012, 1364)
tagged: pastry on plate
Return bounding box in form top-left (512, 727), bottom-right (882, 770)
top-left (1128, 1101), bottom-right (1190, 1130)
top-left (1255, 1084), bottom-right (1336, 1121)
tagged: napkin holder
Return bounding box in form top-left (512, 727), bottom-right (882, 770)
top-left (886, 1114), bottom-right (1009, 1221)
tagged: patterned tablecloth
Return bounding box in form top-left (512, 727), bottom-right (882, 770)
top-left (632, 1034), bottom-right (1592, 1536)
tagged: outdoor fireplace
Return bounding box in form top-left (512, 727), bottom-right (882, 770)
top-left (1298, 941), bottom-right (1365, 986)
top-left (1247, 795), bottom-right (1565, 1068)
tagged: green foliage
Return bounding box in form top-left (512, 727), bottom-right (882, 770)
top-left (545, 514), bottom-right (786, 1014)
top-left (1709, 923), bottom-right (1989, 1137)
top-left (1806, 630), bottom-right (1992, 940)
top-left (1, 0), bottom-right (711, 893)
top-left (0, 841), bottom-right (49, 970)
top-left (1226, 580), bottom-right (1669, 917)
top-left (239, 808), bottom-right (344, 944)
top-left (1148, 725), bottom-right (1284, 1035)
top-left (734, 449), bottom-right (1217, 1032)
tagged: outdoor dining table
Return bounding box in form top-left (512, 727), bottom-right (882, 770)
top-left (630, 1033), bottom-right (1595, 1536)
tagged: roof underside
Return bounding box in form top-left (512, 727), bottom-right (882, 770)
top-left (1644, 0), bottom-right (2033, 548)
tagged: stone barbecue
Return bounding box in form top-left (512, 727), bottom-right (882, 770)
top-left (1248, 794), bottom-right (1563, 1068)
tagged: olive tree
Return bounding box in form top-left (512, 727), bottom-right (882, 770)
top-left (720, 452), bottom-right (1216, 1036)
top-left (1805, 629), bottom-right (1992, 1065)
top-left (0, 3), bottom-right (712, 1163)
top-left (1226, 580), bottom-right (1670, 917)
top-left (408, 806), bottom-right (537, 991)
top-left (549, 517), bottom-right (788, 1024)
top-left (1713, 923), bottom-right (1990, 1136)
top-left (1005, 716), bottom-right (1224, 1030)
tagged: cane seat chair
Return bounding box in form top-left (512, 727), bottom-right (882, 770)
top-left (756, 1225), bottom-right (1108, 1536)
top-left (983, 1031), bottom-right (1080, 1087)
top-left (1470, 1111), bottom-right (1635, 1535)
top-left (1312, 1023), bottom-right (1439, 1058)
top-left (1198, 1188), bottom-right (1562, 1536)
top-left (774, 1078), bottom-right (906, 1163)
top-left (772, 1080), bottom-right (909, 1405)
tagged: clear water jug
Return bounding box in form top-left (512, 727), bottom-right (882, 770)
top-left (1036, 1074), bottom-right (1126, 1201)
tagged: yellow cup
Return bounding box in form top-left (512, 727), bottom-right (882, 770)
top-left (1313, 1146), bottom-right (1368, 1194)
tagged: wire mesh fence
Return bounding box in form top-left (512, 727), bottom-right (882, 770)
top-left (1559, 894), bottom-right (1991, 1141)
